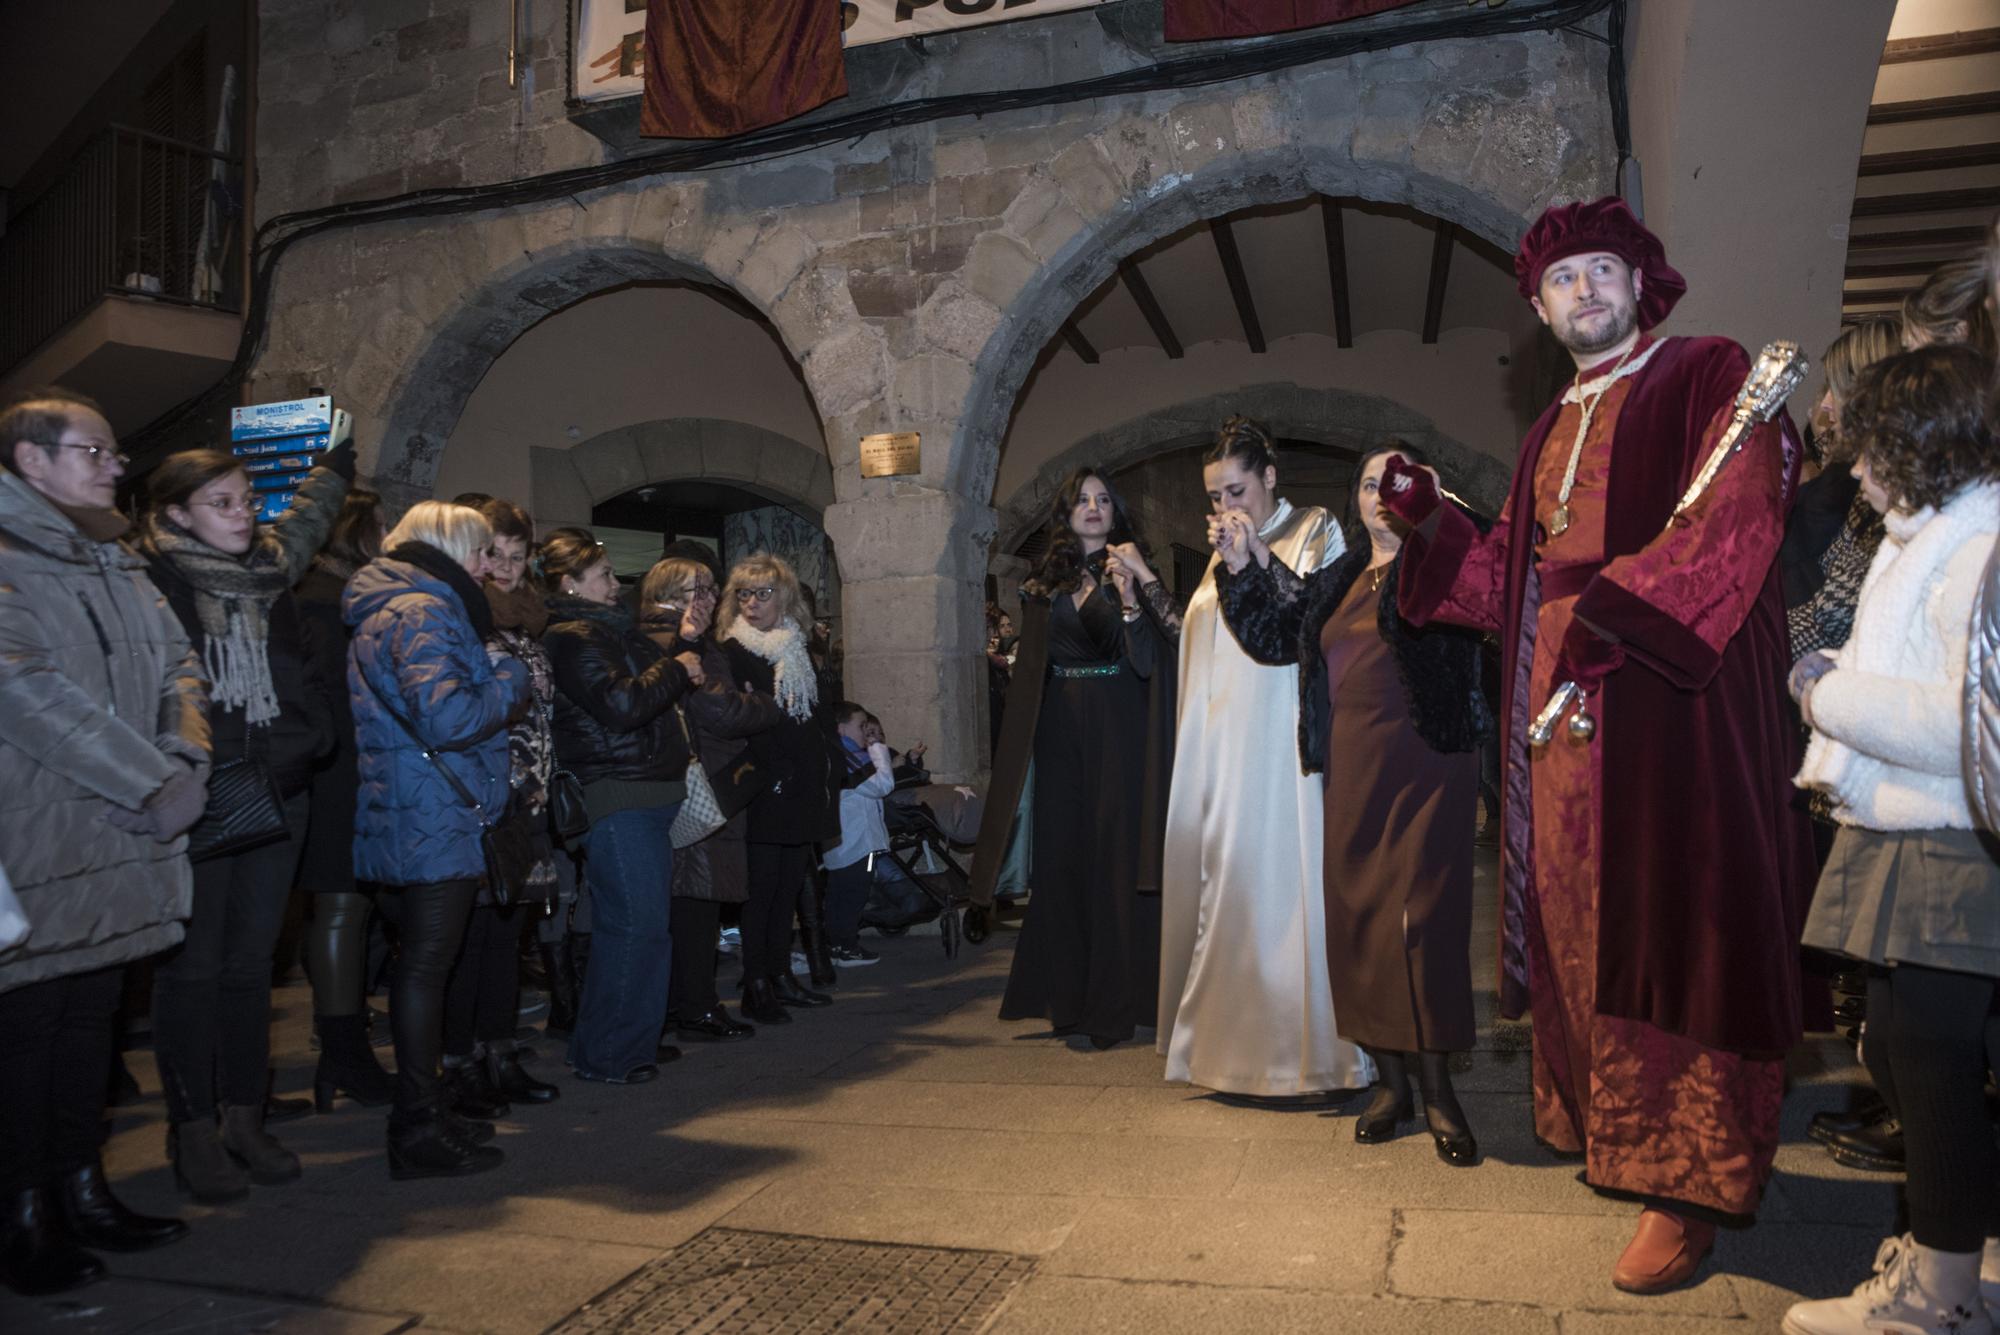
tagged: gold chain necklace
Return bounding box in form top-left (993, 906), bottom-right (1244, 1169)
top-left (1546, 342), bottom-right (1640, 538)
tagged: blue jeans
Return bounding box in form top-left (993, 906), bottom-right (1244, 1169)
top-left (570, 804), bottom-right (676, 1079)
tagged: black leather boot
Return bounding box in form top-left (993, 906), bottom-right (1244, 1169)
top-left (314, 1013), bottom-right (395, 1113)
top-left (1415, 1051), bottom-right (1479, 1168)
top-left (1824, 1106), bottom-right (1905, 1172)
top-left (772, 971), bottom-right (832, 1008)
top-left (485, 1045), bottom-right (560, 1104)
top-left (54, 1163), bottom-right (186, 1252)
top-left (444, 1058), bottom-right (511, 1120)
top-left (796, 884), bottom-right (838, 989)
top-left (540, 939), bottom-right (580, 1039)
top-left (1808, 1090), bottom-right (1888, 1146)
top-left (1, 1187), bottom-right (103, 1296)
top-left (741, 977), bottom-right (791, 1025)
top-left (1354, 1049), bottom-right (1413, 1145)
top-left (387, 1109), bottom-right (504, 1181)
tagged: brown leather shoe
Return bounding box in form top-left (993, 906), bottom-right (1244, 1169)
top-left (1611, 1209), bottom-right (1716, 1295)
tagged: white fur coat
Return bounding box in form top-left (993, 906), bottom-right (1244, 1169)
top-left (1797, 481), bottom-right (2000, 831)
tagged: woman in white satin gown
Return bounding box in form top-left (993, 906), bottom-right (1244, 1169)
top-left (1154, 418), bottom-right (1374, 1098)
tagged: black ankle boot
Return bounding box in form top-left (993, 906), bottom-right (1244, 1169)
top-left (677, 1006), bottom-right (756, 1042)
top-left (1824, 1106), bottom-right (1905, 1172)
top-left (1415, 1051), bottom-right (1478, 1167)
top-left (54, 1163), bottom-right (186, 1252)
top-left (797, 887), bottom-right (838, 989)
top-left (1, 1187), bottom-right (103, 1296)
top-left (314, 1013), bottom-right (395, 1113)
top-left (485, 1045), bottom-right (560, 1104)
top-left (772, 971), bottom-right (832, 1008)
top-left (445, 1059), bottom-right (511, 1120)
top-left (387, 1111), bottom-right (504, 1181)
top-left (741, 978), bottom-right (792, 1025)
top-left (1354, 1050), bottom-right (1413, 1144)
top-left (541, 939), bottom-right (580, 1039)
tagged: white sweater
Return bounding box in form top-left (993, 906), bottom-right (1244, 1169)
top-left (1798, 481), bottom-right (2000, 831)
top-left (823, 743), bottom-right (895, 871)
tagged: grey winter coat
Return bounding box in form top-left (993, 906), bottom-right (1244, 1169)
top-left (0, 473), bottom-right (211, 994)
top-left (1968, 536), bottom-right (2000, 833)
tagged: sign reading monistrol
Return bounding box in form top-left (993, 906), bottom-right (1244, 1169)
top-left (571, 0), bottom-right (1122, 103)
top-left (841, 0), bottom-right (1119, 46)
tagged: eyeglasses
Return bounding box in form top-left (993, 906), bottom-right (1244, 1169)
top-left (189, 493), bottom-right (258, 517)
top-left (55, 442), bottom-right (130, 467)
top-left (734, 587), bottom-right (777, 605)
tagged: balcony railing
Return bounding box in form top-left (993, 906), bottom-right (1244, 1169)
top-left (1, 125), bottom-right (244, 373)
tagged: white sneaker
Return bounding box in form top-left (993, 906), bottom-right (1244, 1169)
top-left (1783, 1234), bottom-right (1993, 1335)
top-left (1982, 1237), bottom-right (1998, 1323)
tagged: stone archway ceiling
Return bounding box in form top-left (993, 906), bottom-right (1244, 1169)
top-left (1044, 196), bottom-right (1534, 368)
top-left (1840, 12), bottom-right (2000, 322)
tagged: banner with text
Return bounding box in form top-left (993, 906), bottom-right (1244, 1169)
top-left (574, 0), bottom-right (1124, 102)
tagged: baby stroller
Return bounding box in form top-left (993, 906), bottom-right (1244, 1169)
top-left (859, 776), bottom-right (987, 959)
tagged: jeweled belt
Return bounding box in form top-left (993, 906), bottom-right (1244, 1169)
top-left (1051, 663), bottom-right (1120, 679)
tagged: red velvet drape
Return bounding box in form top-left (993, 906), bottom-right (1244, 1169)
top-left (1164, 0), bottom-right (1422, 41)
top-left (640, 0), bottom-right (847, 140)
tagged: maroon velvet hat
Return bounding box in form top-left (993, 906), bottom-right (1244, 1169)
top-left (1513, 197), bottom-right (1687, 330)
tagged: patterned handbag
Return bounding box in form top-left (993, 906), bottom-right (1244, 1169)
top-left (186, 754), bottom-right (289, 863)
top-left (668, 708), bottom-right (726, 849)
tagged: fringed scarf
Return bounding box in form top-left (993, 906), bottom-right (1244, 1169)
top-left (722, 616), bottom-right (817, 722)
top-left (484, 579), bottom-right (549, 637)
top-left (143, 518), bottom-right (292, 725)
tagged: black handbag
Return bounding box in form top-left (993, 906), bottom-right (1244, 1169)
top-left (186, 756), bottom-right (289, 863)
top-left (707, 748), bottom-right (769, 820)
top-left (364, 675), bottom-right (548, 907)
top-left (547, 768), bottom-right (589, 847)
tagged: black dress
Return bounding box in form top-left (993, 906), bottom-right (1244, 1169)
top-left (997, 583), bottom-right (1170, 1045)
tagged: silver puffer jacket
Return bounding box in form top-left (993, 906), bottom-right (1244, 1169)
top-left (1969, 536), bottom-right (2000, 832)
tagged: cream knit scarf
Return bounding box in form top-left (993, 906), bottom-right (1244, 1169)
top-left (723, 617), bottom-right (818, 723)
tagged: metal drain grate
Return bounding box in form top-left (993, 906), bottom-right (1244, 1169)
top-left (549, 1228), bottom-right (1037, 1334)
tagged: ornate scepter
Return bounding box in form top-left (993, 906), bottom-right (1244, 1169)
top-left (1527, 340), bottom-right (1810, 748)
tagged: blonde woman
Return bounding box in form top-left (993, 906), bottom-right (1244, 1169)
top-left (346, 501), bottom-right (530, 1180)
top-left (719, 554), bottom-right (842, 1023)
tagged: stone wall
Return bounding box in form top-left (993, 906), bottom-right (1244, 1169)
top-left (249, 2), bottom-right (1616, 778)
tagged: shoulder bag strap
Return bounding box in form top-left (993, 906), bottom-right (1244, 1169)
top-left (359, 662), bottom-right (495, 830)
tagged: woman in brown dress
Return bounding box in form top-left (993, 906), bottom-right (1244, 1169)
top-left (1216, 442), bottom-right (1490, 1167)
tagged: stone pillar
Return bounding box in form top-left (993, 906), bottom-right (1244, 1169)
top-left (1623, 0), bottom-right (1893, 383)
top-left (823, 489), bottom-right (996, 783)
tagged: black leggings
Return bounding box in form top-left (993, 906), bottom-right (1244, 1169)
top-left (742, 843), bottom-right (808, 982)
top-left (444, 903), bottom-right (521, 1057)
top-left (1863, 964), bottom-right (2000, 1251)
top-left (382, 879), bottom-right (478, 1120)
top-left (306, 890), bottom-right (374, 1017)
top-left (669, 897), bottom-right (722, 1019)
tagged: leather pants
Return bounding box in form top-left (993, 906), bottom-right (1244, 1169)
top-left (306, 891), bottom-right (373, 1018)
top-left (384, 879), bottom-right (478, 1120)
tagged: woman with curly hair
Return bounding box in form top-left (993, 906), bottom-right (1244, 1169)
top-left (971, 467), bottom-right (1180, 1050)
top-left (1786, 343), bottom-right (2000, 1335)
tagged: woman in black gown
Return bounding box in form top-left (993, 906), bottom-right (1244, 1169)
top-left (972, 468), bottom-right (1180, 1050)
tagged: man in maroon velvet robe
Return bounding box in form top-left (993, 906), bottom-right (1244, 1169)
top-left (1381, 198), bottom-right (1818, 1295)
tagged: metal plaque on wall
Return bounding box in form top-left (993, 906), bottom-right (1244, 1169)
top-left (859, 432), bottom-right (921, 478)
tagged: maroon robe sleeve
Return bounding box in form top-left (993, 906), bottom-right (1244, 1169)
top-left (1397, 504), bottom-right (1512, 636)
top-left (1574, 373), bottom-right (1788, 691)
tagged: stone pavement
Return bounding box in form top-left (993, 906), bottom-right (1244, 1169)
top-left (3, 864), bottom-right (1894, 1334)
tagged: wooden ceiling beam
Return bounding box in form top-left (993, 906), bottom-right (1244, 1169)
top-left (1879, 27), bottom-right (2000, 63)
top-left (1209, 217), bottom-right (1266, 354)
top-left (1851, 185), bottom-right (2000, 218)
top-left (1318, 195), bottom-right (1353, 349)
top-left (1857, 142), bottom-right (2000, 176)
top-left (1421, 219), bottom-right (1454, 345)
top-left (1845, 224), bottom-right (1989, 250)
top-left (1846, 259), bottom-right (1946, 280)
top-left (1118, 259), bottom-right (1183, 360)
top-left (1060, 321), bottom-right (1099, 365)
top-left (1867, 89), bottom-right (2000, 124)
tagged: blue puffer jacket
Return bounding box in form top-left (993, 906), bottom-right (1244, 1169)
top-left (344, 556), bottom-right (529, 886)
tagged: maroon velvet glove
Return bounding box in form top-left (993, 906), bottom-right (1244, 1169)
top-left (1556, 620), bottom-right (1626, 693)
top-left (1378, 454), bottom-right (1441, 527)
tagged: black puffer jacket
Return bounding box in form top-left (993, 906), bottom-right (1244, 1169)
top-left (722, 639), bottom-right (842, 846)
top-left (543, 595), bottom-right (694, 784)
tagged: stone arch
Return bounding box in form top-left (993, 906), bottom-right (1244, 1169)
top-left (992, 383), bottom-right (1510, 554)
top-left (359, 232), bottom-right (820, 510)
top-left (947, 84), bottom-right (1608, 503)
top-left (530, 417), bottom-right (836, 529)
